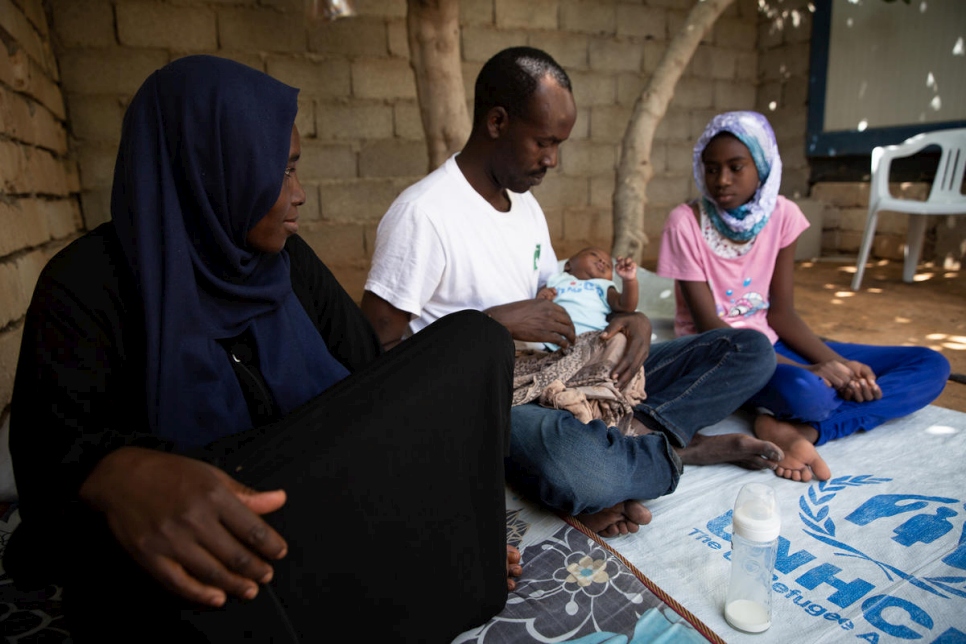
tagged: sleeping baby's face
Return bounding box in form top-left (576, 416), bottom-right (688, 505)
top-left (566, 247), bottom-right (613, 281)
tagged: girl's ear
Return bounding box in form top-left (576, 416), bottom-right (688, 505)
top-left (485, 106), bottom-right (509, 139)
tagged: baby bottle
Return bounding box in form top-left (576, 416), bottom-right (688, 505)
top-left (724, 482), bottom-right (781, 633)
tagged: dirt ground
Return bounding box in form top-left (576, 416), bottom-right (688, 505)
top-left (791, 257), bottom-right (966, 413)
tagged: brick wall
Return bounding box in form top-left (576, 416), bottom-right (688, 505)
top-left (0, 0), bottom-right (82, 431)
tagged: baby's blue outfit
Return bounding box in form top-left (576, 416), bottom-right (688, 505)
top-left (544, 271), bottom-right (616, 351)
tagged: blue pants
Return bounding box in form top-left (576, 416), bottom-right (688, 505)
top-left (747, 340), bottom-right (950, 446)
top-left (505, 328), bottom-right (776, 516)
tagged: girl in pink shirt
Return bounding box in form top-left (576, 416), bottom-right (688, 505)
top-left (658, 111), bottom-right (949, 482)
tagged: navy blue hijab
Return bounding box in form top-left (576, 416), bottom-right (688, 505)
top-left (112, 55), bottom-right (349, 451)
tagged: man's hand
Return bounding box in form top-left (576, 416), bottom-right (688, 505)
top-left (486, 299), bottom-right (576, 350)
top-left (80, 447), bottom-right (288, 608)
top-left (600, 311), bottom-right (652, 387)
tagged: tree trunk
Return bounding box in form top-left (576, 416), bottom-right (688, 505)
top-left (611, 0), bottom-right (736, 261)
top-left (406, 0), bottom-right (470, 171)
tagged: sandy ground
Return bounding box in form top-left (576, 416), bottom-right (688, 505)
top-left (791, 257), bottom-right (965, 413)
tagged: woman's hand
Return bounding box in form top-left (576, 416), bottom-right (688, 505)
top-left (486, 299), bottom-right (576, 350)
top-left (600, 311), bottom-right (652, 388)
top-left (79, 447), bottom-right (288, 607)
top-left (809, 359), bottom-right (881, 402)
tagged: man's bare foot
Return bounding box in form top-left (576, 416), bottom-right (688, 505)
top-left (577, 501), bottom-right (652, 538)
top-left (676, 432), bottom-right (783, 470)
top-left (507, 544), bottom-right (523, 591)
top-left (753, 415), bottom-right (831, 482)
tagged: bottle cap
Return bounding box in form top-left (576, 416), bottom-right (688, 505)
top-left (732, 482), bottom-right (780, 542)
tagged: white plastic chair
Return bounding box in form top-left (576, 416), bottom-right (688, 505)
top-left (851, 127), bottom-right (966, 290)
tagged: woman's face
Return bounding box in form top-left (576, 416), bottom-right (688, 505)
top-left (701, 133), bottom-right (759, 209)
top-left (247, 126), bottom-right (306, 254)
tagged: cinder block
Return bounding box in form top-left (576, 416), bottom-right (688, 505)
top-left (299, 221), bottom-right (367, 265)
top-left (20, 0), bottom-right (48, 37)
top-left (0, 45), bottom-right (66, 119)
top-left (783, 76), bottom-right (809, 108)
top-left (810, 182), bottom-right (870, 208)
top-left (117, 3), bottom-right (216, 51)
top-left (527, 31), bottom-right (589, 71)
top-left (713, 17), bottom-right (757, 51)
top-left (0, 198), bottom-right (49, 257)
top-left (80, 188), bottom-right (112, 229)
top-left (267, 57), bottom-right (351, 98)
top-left (0, 88), bottom-right (67, 152)
top-left (590, 174), bottom-right (615, 208)
top-left (782, 167), bottom-right (809, 200)
top-left (318, 103), bottom-right (394, 140)
top-left (616, 4), bottom-right (666, 40)
top-left (43, 198), bottom-right (82, 240)
top-left (793, 198), bottom-right (825, 260)
top-left (560, 0), bottom-right (615, 35)
top-left (50, 0), bottom-right (116, 48)
top-left (307, 16), bottom-right (388, 57)
top-left (655, 111), bottom-right (692, 142)
top-left (735, 51), bottom-right (757, 82)
top-left (589, 38), bottom-right (644, 73)
top-left (66, 94), bottom-right (125, 144)
top-left (3, 0), bottom-right (48, 70)
top-left (351, 0), bottom-right (406, 19)
top-left (562, 207), bottom-right (614, 250)
top-left (669, 77), bottom-right (714, 110)
top-left (666, 10), bottom-right (714, 45)
top-left (494, 0), bottom-right (558, 30)
top-left (616, 72), bottom-right (645, 106)
top-left (296, 98), bottom-right (316, 139)
top-left (589, 104), bottom-right (632, 143)
top-left (756, 80), bottom-right (781, 112)
top-left (299, 184), bottom-right (322, 222)
top-left (713, 80), bottom-right (755, 110)
top-left (319, 177), bottom-right (411, 222)
top-left (758, 18), bottom-right (783, 50)
top-left (531, 172), bottom-right (588, 210)
top-left (559, 140), bottom-right (616, 177)
top-left (76, 144), bottom-right (117, 189)
top-left (387, 20), bottom-right (408, 58)
top-left (569, 69), bottom-right (616, 106)
top-left (351, 59), bottom-right (416, 100)
top-left (359, 139), bottom-right (428, 178)
top-left (642, 41), bottom-right (666, 75)
top-left (60, 49), bottom-right (169, 95)
top-left (393, 101), bottom-right (424, 139)
top-left (219, 8), bottom-right (306, 53)
top-left (460, 0), bottom-right (495, 27)
top-left (461, 26), bottom-right (527, 64)
top-left (300, 141), bottom-right (357, 180)
top-left (665, 143), bottom-right (692, 175)
top-left (568, 106), bottom-right (590, 141)
top-left (0, 325), bottom-right (25, 409)
top-left (646, 174), bottom-right (690, 206)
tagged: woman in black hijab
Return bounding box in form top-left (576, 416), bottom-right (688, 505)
top-left (6, 55), bottom-right (516, 642)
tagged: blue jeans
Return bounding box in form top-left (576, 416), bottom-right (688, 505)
top-left (748, 340), bottom-right (950, 445)
top-left (505, 328), bottom-right (775, 516)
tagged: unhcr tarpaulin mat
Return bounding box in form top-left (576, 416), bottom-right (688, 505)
top-left (601, 405), bottom-right (966, 644)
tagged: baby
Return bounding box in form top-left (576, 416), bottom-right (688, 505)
top-left (513, 247), bottom-right (645, 435)
top-left (537, 246), bottom-right (639, 351)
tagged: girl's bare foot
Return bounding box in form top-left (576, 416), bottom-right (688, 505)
top-left (677, 433), bottom-right (784, 470)
top-left (507, 544), bottom-right (523, 591)
top-left (753, 414), bottom-right (831, 482)
top-left (577, 500), bottom-right (652, 537)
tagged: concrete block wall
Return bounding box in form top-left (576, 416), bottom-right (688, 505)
top-left (45, 0), bottom-right (766, 297)
top-left (0, 0), bottom-right (83, 434)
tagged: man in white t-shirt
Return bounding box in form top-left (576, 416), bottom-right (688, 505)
top-left (362, 47), bottom-right (782, 537)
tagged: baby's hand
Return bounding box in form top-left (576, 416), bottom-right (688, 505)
top-left (536, 287), bottom-right (557, 301)
top-left (615, 256), bottom-right (638, 282)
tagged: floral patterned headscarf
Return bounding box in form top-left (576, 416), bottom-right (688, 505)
top-left (692, 111), bottom-right (782, 242)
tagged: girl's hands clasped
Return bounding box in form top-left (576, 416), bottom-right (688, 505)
top-left (810, 359), bottom-right (881, 402)
top-left (79, 447), bottom-right (288, 607)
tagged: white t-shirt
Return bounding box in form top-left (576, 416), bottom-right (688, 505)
top-left (365, 154), bottom-right (559, 335)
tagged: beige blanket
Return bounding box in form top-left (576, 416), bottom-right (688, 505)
top-left (512, 331), bottom-right (646, 434)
